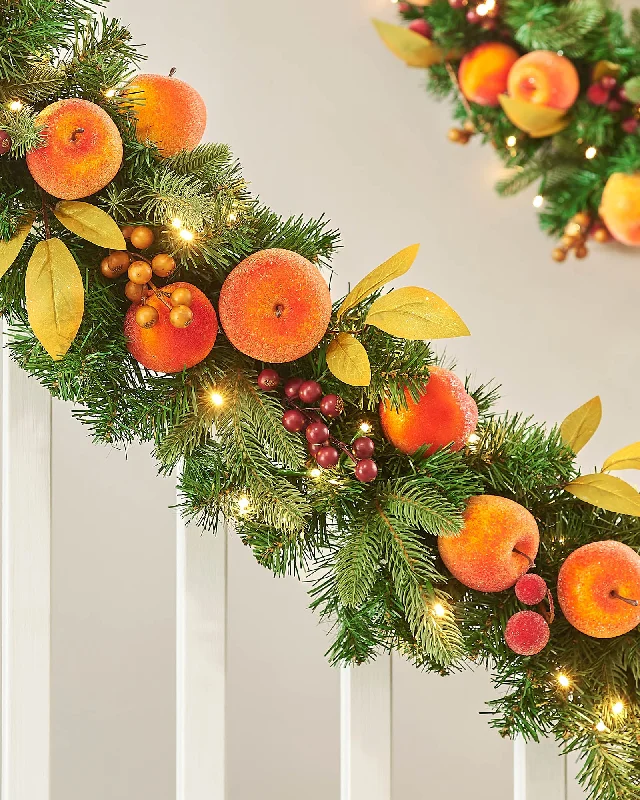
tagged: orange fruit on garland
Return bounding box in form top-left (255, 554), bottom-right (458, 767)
top-left (458, 42), bottom-right (520, 107)
top-left (218, 248), bottom-right (332, 363)
top-left (124, 73), bottom-right (207, 156)
top-left (379, 366), bottom-right (478, 455)
top-left (124, 282), bottom-right (218, 373)
top-left (26, 99), bottom-right (123, 199)
top-left (599, 172), bottom-right (640, 246)
top-left (438, 495), bottom-right (540, 593)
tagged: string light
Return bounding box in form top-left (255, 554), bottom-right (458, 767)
top-left (103, 88), bottom-right (117, 99)
top-left (532, 194), bottom-right (544, 208)
top-left (505, 135), bottom-right (517, 147)
top-left (209, 391), bottom-right (224, 407)
top-left (433, 603), bottom-right (446, 618)
top-left (359, 422), bottom-right (372, 434)
top-left (171, 217), bottom-right (183, 229)
top-left (179, 228), bottom-right (195, 242)
top-left (238, 496), bottom-right (250, 514)
top-left (557, 673), bottom-right (571, 689)
top-left (8, 100), bottom-right (22, 112)
top-left (612, 700), bottom-right (625, 715)
top-left (595, 720), bottom-right (608, 733)
top-left (585, 146), bottom-right (597, 160)
top-left (309, 467), bottom-right (322, 479)
top-left (227, 211), bottom-right (237, 224)
top-left (476, 3), bottom-right (489, 14)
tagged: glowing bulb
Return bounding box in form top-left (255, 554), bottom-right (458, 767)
top-left (466, 433), bottom-right (480, 450)
top-left (506, 135), bottom-right (517, 147)
top-left (328, 479), bottom-right (340, 485)
top-left (238, 496), bottom-right (250, 513)
top-left (359, 422), bottom-right (372, 434)
top-left (612, 701), bottom-right (624, 715)
top-left (171, 217), bottom-right (183, 229)
top-left (557, 674), bottom-right (570, 689)
top-left (179, 228), bottom-right (194, 242)
top-left (103, 88), bottom-right (117, 99)
top-left (433, 603), bottom-right (446, 618)
top-left (476, 3), bottom-right (489, 14)
top-left (209, 391), bottom-right (224, 407)
top-left (8, 100), bottom-right (22, 112)
top-left (595, 720), bottom-right (607, 733)
top-left (485, 0), bottom-right (496, 9)
top-left (585, 146), bottom-right (597, 160)
top-left (309, 467), bottom-right (322, 479)
top-left (533, 194), bottom-right (544, 208)
top-left (227, 211), bottom-right (237, 224)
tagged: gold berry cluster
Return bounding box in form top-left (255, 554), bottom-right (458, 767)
top-left (552, 212), bottom-right (611, 262)
top-left (447, 119), bottom-right (476, 145)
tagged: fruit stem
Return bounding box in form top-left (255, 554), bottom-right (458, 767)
top-left (126, 249), bottom-right (152, 265)
top-left (284, 397), bottom-right (357, 464)
top-left (610, 590), bottom-right (639, 607)
top-left (169, 67), bottom-right (177, 77)
top-left (148, 281), bottom-right (172, 311)
top-left (513, 547), bottom-right (534, 568)
top-left (70, 127), bottom-right (84, 142)
top-left (39, 189), bottom-right (50, 239)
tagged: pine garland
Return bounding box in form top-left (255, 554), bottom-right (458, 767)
top-left (0, 2), bottom-right (639, 797)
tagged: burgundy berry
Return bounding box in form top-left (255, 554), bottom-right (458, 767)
top-left (600, 75), bottom-right (617, 91)
top-left (607, 98), bottom-right (623, 112)
top-left (257, 368), bottom-right (280, 390)
top-left (316, 446), bottom-right (340, 469)
top-left (306, 421), bottom-right (330, 444)
top-left (398, 1), bottom-right (410, 10)
top-left (481, 18), bottom-right (497, 29)
top-left (355, 458), bottom-right (378, 483)
top-left (308, 441), bottom-right (324, 458)
top-left (282, 409), bottom-right (306, 433)
top-left (408, 19), bottom-right (433, 38)
top-left (466, 8), bottom-right (480, 23)
top-left (353, 437), bottom-right (375, 458)
top-left (617, 86), bottom-right (629, 103)
top-left (622, 117), bottom-right (639, 134)
top-left (284, 377), bottom-right (304, 399)
top-left (586, 83), bottom-right (609, 106)
top-left (320, 394), bottom-right (344, 418)
top-left (298, 380), bottom-right (323, 405)
top-left (449, 0), bottom-right (465, 8)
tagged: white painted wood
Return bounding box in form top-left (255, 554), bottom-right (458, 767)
top-left (1, 334), bottom-right (52, 800)
top-left (515, 736), bottom-right (567, 800)
top-left (176, 515), bottom-right (227, 800)
top-left (341, 656), bottom-right (392, 800)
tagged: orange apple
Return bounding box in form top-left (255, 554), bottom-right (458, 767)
top-left (557, 541), bottom-right (640, 638)
top-left (599, 172), bottom-right (640, 246)
top-left (438, 495), bottom-right (540, 592)
top-left (507, 51), bottom-right (580, 110)
top-left (458, 42), bottom-right (520, 107)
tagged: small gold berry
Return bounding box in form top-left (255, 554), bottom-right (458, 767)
top-left (552, 247), bottom-right (567, 263)
top-left (135, 304), bottom-right (159, 329)
top-left (128, 261), bottom-right (153, 285)
top-left (125, 281), bottom-right (145, 302)
top-left (151, 253), bottom-right (176, 278)
top-left (121, 225), bottom-right (135, 240)
top-left (129, 226), bottom-right (155, 249)
top-left (169, 304), bottom-right (193, 328)
top-left (574, 244), bottom-right (588, 259)
top-left (170, 287), bottom-right (192, 307)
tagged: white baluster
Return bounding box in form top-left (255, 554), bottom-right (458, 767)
top-left (515, 736), bottom-right (567, 800)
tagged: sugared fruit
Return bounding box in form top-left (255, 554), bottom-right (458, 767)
top-left (169, 304), bottom-right (193, 329)
top-left (299, 380), bottom-right (323, 405)
top-left (125, 281), bottom-right (145, 302)
top-left (504, 611), bottom-right (550, 656)
top-left (170, 287), bottom-right (192, 307)
top-left (355, 458), bottom-right (378, 483)
top-left (320, 394), bottom-right (344, 418)
top-left (283, 409), bottom-right (307, 433)
top-left (124, 281), bottom-right (218, 373)
top-left (124, 73), bottom-right (207, 156)
top-left (353, 437), bottom-right (375, 459)
top-left (557, 541), bottom-right (640, 638)
top-left (135, 304), bottom-right (159, 329)
top-left (129, 225), bottom-right (154, 249)
top-left (218, 248), bottom-right (332, 363)
top-left (507, 51), bottom-right (580, 110)
top-left (257, 368), bottom-right (281, 390)
top-left (128, 261), bottom-right (153, 285)
top-left (152, 253), bottom-right (176, 277)
top-left (306, 421), bottom-right (330, 445)
top-left (599, 172), bottom-right (640, 245)
top-left (379, 366), bottom-right (478, 456)
top-left (316, 446), bottom-right (340, 469)
top-left (515, 574), bottom-right (548, 606)
top-left (438, 495), bottom-right (540, 592)
top-left (26, 98), bottom-right (123, 199)
top-left (458, 42), bottom-right (519, 107)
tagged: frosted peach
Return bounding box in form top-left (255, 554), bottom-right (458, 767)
top-left (125, 73), bottom-right (206, 156)
top-left (458, 42), bottom-right (520, 107)
top-left (26, 99), bottom-right (123, 199)
top-left (599, 172), bottom-right (640, 246)
top-left (557, 541), bottom-right (640, 638)
top-left (438, 495), bottom-right (540, 593)
top-left (507, 51), bottom-right (580, 110)
top-left (379, 366), bottom-right (478, 456)
top-left (218, 249), bottom-right (332, 363)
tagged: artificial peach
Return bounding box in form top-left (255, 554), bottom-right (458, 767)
top-left (218, 248), bottom-right (332, 363)
top-left (26, 99), bottom-right (123, 199)
top-left (124, 282), bottom-right (218, 373)
top-left (379, 366), bottom-right (478, 456)
top-left (507, 51), bottom-right (580, 110)
top-left (557, 541), bottom-right (640, 638)
top-left (438, 495), bottom-right (540, 592)
top-left (458, 42), bottom-right (519, 107)
top-left (599, 172), bottom-right (640, 246)
top-left (124, 73), bottom-right (207, 156)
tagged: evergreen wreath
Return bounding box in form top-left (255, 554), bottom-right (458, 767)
top-left (376, 0), bottom-right (640, 261)
top-left (1, 2), bottom-right (640, 797)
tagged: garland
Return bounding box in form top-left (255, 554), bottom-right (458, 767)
top-left (0, 2), bottom-right (639, 796)
top-left (376, 0), bottom-right (640, 261)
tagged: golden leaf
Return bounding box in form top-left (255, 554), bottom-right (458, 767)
top-left (365, 286), bottom-right (470, 340)
top-left (26, 238), bottom-right (85, 360)
top-left (602, 442), bottom-right (640, 473)
top-left (337, 244), bottom-right (420, 319)
top-left (0, 217), bottom-right (34, 280)
top-left (498, 94), bottom-right (569, 138)
top-left (565, 473), bottom-right (640, 517)
top-left (53, 201), bottom-right (126, 250)
top-left (559, 396), bottom-right (602, 454)
top-left (372, 19), bottom-right (450, 68)
top-left (592, 60), bottom-right (620, 82)
top-left (326, 333), bottom-right (371, 386)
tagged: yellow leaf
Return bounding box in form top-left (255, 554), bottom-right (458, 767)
top-left (498, 94), bottom-right (569, 138)
top-left (602, 442), bottom-right (640, 473)
top-left (372, 19), bottom-right (450, 68)
top-left (26, 238), bottom-right (85, 360)
top-left (53, 201), bottom-right (126, 250)
top-left (559, 396), bottom-right (602, 454)
top-left (365, 286), bottom-right (469, 340)
top-left (592, 61), bottom-right (620, 82)
top-left (565, 473), bottom-right (640, 517)
top-left (338, 244), bottom-right (420, 319)
top-left (326, 333), bottom-right (371, 386)
top-left (0, 217), bottom-right (34, 280)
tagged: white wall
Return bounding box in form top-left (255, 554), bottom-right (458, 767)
top-left (50, 0), bottom-right (640, 798)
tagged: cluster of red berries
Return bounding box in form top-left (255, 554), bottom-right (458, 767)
top-left (586, 75), bottom-right (639, 134)
top-left (504, 573), bottom-right (553, 656)
top-left (448, 0), bottom-right (500, 29)
top-left (257, 369), bottom-right (378, 482)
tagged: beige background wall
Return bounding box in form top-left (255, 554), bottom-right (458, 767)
top-left (50, 0), bottom-right (639, 798)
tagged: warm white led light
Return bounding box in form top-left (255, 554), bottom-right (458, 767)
top-left (612, 701), bottom-right (625, 715)
top-left (238, 496), bottom-right (250, 513)
top-left (557, 674), bottom-right (570, 689)
top-left (533, 195), bottom-right (544, 208)
top-left (179, 228), bottom-right (195, 242)
top-left (104, 88), bottom-right (117, 98)
top-left (595, 720), bottom-right (607, 733)
top-left (209, 391), bottom-right (224, 407)
top-left (433, 603), bottom-right (446, 618)
top-left (8, 100), bottom-right (22, 112)
top-left (359, 422), bottom-right (372, 434)
top-left (309, 468), bottom-right (322, 479)
top-left (171, 217), bottom-right (183, 229)
top-left (506, 135), bottom-right (517, 147)
top-left (585, 146), bottom-right (597, 160)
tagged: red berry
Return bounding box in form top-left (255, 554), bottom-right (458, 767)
top-left (282, 409), bottom-right (306, 433)
top-left (353, 437), bottom-right (375, 459)
top-left (481, 18), bottom-right (497, 29)
top-left (284, 377), bottom-right (304, 399)
top-left (600, 75), bottom-right (617, 91)
top-left (504, 611), bottom-right (550, 656)
top-left (515, 574), bottom-right (548, 606)
top-left (257, 368), bottom-right (280, 390)
top-left (398, 1), bottom-right (410, 10)
top-left (355, 458), bottom-right (378, 483)
top-left (586, 83), bottom-right (609, 106)
top-left (298, 380), bottom-right (323, 405)
top-left (320, 394), bottom-right (344, 418)
top-left (408, 19), bottom-right (433, 38)
top-left (308, 441), bottom-right (324, 458)
top-left (449, 0), bottom-right (465, 8)
top-left (466, 9), bottom-right (480, 23)
top-left (316, 446), bottom-right (340, 469)
top-left (622, 117), bottom-right (639, 134)
top-left (306, 421), bottom-right (330, 444)
top-left (617, 87), bottom-right (629, 103)
top-left (0, 132), bottom-right (11, 155)
top-left (607, 98), bottom-right (623, 112)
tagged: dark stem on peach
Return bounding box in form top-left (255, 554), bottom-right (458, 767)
top-left (148, 281), bottom-right (172, 311)
top-left (70, 127), bottom-right (84, 142)
top-left (169, 67), bottom-right (177, 77)
top-left (610, 590), bottom-right (639, 607)
top-left (275, 304), bottom-right (284, 318)
top-left (513, 547), bottom-right (535, 569)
